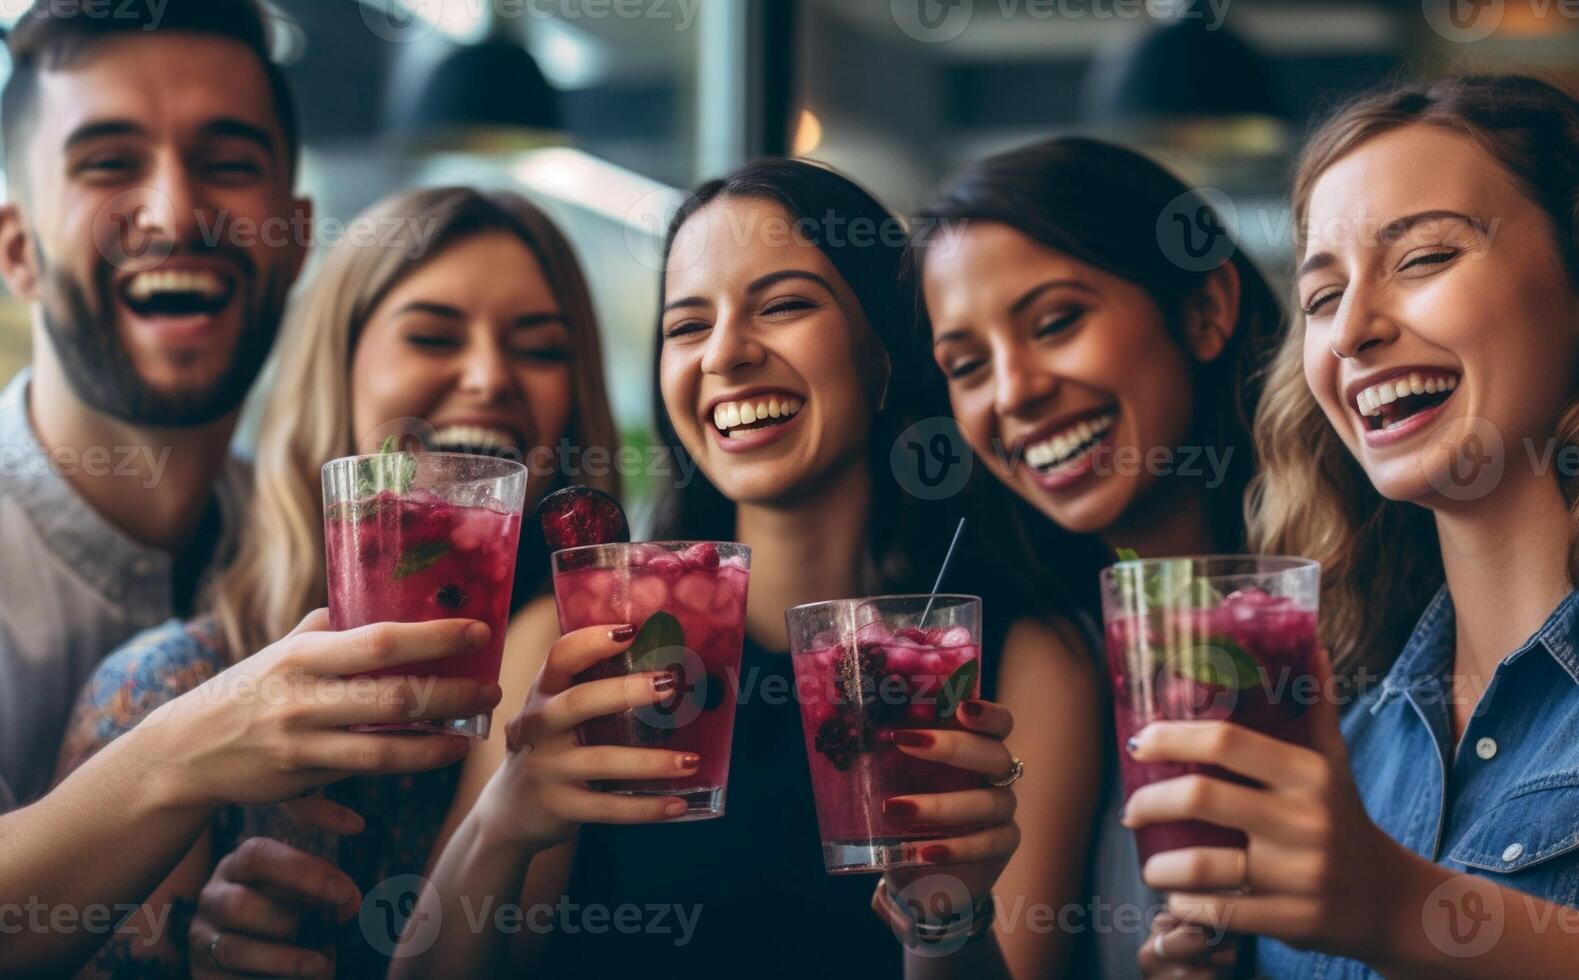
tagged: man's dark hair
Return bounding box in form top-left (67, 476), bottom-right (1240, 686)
top-left (2, 0), bottom-right (300, 189)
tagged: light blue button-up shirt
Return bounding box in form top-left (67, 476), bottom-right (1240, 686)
top-left (1258, 587), bottom-right (1579, 977)
top-left (0, 369), bottom-right (247, 810)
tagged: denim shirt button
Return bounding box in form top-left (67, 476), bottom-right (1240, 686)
top-left (1503, 842), bottom-right (1525, 862)
top-left (1475, 737), bottom-right (1498, 760)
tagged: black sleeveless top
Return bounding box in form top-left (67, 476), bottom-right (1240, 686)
top-left (539, 636), bottom-right (902, 979)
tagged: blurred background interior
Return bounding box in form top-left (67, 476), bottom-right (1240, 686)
top-left (1, 0), bottom-right (1575, 483)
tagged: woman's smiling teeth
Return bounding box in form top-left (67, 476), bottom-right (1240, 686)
top-left (429, 424), bottom-right (518, 453)
top-left (1354, 372), bottom-right (1459, 431)
top-left (1024, 411), bottom-right (1116, 472)
top-left (712, 395), bottom-right (804, 438)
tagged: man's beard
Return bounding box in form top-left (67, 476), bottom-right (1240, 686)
top-left (36, 245), bottom-right (286, 429)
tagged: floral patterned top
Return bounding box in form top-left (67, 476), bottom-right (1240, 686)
top-left (60, 617), bottom-right (463, 978)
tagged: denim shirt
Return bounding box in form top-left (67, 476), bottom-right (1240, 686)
top-left (1257, 588), bottom-right (1579, 978)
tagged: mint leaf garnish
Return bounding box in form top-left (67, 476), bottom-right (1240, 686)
top-left (1165, 638), bottom-right (1261, 690)
top-left (356, 440), bottom-right (419, 498)
top-left (393, 540), bottom-right (450, 580)
top-left (937, 658), bottom-right (979, 720)
top-left (1115, 547), bottom-right (1140, 562)
top-left (629, 611), bottom-right (687, 674)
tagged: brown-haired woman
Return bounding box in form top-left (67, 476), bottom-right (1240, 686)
top-left (1136, 74), bottom-right (1579, 978)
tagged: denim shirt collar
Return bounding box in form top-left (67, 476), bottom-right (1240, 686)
top-left (0, 369), bottom-right (246, 613)
top-left (1385, 584), bottom-right (1579, 694)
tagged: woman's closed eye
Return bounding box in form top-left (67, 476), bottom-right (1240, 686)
top-left (663, 319), bottom-right (710, 340)
top-left (404, 332), bottom-right (461, 350)
top-left (760, 297), bottom-right (818, 318)
top-left (1034, 309), bottom-right (1083, 338)
top-left (1399, 247), bottom-right (1460, 274)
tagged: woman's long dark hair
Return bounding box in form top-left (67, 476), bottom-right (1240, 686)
top-left (647, 158), bottom-right (953, 595)
top-left (912, 136), bottom-right (1285, 619)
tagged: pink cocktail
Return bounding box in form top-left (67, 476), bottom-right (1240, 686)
top-left (323, 452), bottom-right (526, 737)
top-left (551, 541), bottom-right (751, 820)
top-left (787, 595), bottom-right (983, 873)
top-left (1101, 556), bottom-right (1320, 863)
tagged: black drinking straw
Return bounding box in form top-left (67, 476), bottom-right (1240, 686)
top-left (919, 518), bottom-right (967, 627)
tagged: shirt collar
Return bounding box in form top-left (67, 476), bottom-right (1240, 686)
top-left (0, 369), bottom-right (247, 616)
top-left (1387, 586), bottom-right (1458, 688)
top-left (1386, 584), bottom-right (1579, 689)
top-left (1516, 588), bottom-right (1579, 685)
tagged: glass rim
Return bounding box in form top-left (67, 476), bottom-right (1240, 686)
top-left (785, 593), bottom-right (982, 618)
top-left (551, 539), bottom-right (749, 560)
top-left (1101, 554), bottom-right (1318, 579)
top-left (321, 451), bottom-right (527, 476)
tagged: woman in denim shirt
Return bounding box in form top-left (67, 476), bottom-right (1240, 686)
top-left (1133, 75), bottom-right (1579, 978)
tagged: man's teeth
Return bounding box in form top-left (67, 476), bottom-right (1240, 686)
top-left (1024, 412), bottom-right (1117, 470)
top-left (126, 270), bottom-right (227, 302)
top-left (429, 425), bottom-right (516, 450)
top-left (712, 395), bottom-right (803, 436)
top-left (1355, 373), bottom-right (1458, 417)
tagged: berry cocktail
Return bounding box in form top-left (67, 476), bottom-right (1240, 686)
top-left (322, 451), bottom-right (525, 737)
top-left (786, 595), bottom-right (983, 873)
top-left (1101, 556), bottom-right (1320, 862)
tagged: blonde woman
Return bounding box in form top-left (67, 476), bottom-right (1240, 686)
top-left (1134, 75), bottom-right (1579, 978)
top-left (56, 187), bottom-right (628, 979)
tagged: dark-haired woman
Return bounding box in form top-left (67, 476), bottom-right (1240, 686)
top-left (913, 136), bottom-right (1285, 978)
top-left (398, 159), bottom-right (1097, 979)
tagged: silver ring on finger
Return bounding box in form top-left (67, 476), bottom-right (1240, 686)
top-left (207, 931), bottom-right (227, 970)
top-left (987, 757), bottom-right (1024, 788)
top-left (1234, 847), bottom-right (1252, 894)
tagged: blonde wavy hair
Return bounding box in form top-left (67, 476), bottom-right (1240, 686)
top-left (1248, 75), bottom-right (1579, 675)
top-left (208, 187), bottom-right (619, 661)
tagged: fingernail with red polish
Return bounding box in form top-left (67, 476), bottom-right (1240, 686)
top-left (610, 624), bottom-right (637, 642)
top-left (883, 798), bottom-right (919, 818)
top-left (893, 730), bottom-right (934, 749)
top-left (959, 700), bottom-right (983, 720)
top-left (678, 753), bottom-right (701, 770)
top-left (653, 671), bottom-right (678, 693)
top-left (920, 844), bottom-right (951, 863)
